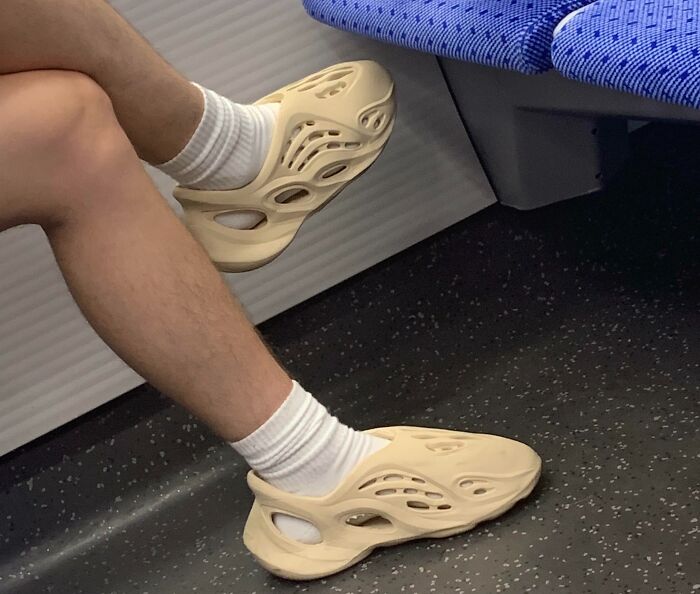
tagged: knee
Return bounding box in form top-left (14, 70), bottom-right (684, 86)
top-left (0, 70), bottom-right (133, 201)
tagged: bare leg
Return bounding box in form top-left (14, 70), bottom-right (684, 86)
top-left (0, 0), bottom-right (202, 164)
top-left (0, 70), bottom-right (289, 440)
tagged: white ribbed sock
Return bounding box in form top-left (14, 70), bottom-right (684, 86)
top-left (231, 382), bottom-right (388, 544)
top-left (158, 84), bottom-right (278, 228)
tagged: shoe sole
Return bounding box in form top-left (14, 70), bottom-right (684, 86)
top-left (252, 464), bottom-right (541, 581)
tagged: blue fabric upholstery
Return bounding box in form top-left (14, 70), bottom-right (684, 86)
top-left (552, 0), bottom-right (700, 109)
top-left (303, 0), bottom-right (595, 74)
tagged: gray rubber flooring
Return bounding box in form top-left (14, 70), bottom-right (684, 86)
top-left (1, 123), bottom-right (698, 594)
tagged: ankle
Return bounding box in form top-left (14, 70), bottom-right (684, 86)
top-left (231, 382), bottom-right (387, 495)
top-left (156, 84), bottom-right (278, 191)
top-left (146, 81), bottom-right (204, 165)
top-left (230, 382), bottom-right (388, 544)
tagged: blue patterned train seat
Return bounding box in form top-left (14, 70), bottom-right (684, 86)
top-left (303, 0), bottom-right (595, 74)
top-left (552, 0), bottom-right (700, 108)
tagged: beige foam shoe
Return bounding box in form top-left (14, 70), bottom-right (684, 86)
top-left (173, 61), bottom-right (396, 272)
top-left (243, 426), bottom-right (542, 580)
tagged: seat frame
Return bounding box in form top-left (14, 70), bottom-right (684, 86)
top-left (440, 59), bottom-right (700, 209)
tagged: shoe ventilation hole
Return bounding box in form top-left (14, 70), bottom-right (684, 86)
top-left (427, 441), bottom-right (466, 453)
top-left (360, 108), bottom-right (387, 130)
top-left (407, 501), bottom-right (430, 510)
top-left (359, 478), bottom-right (377, 490)
top-left (288, 145), bottom-right (305, 167)
top-left (459, 480), bottom-right (474, 488)
top-left (298, 150), bottom-right (319, 171)
top-left (426, 492), bottom-right (443, 499)
top-left (283, 128), bottom-right (344, 168)
top-left (345, 142), bottom-right (361, 149)
top-left (437, 504), bottom-right (452, 510)
top-left (345, 514), bottom-right (392, 529)
top-left (274, 188), bottom-right (309, 204)
top-left (360, 475), bottom-right (427, 491)
top-left (291, 67), bottom-right (354, 93)
top-left (376, 488), bottom-right (397, 496)
top-left (325, 68), bottom-right (354, 81)
top-left (321, 164), bottom-right (348, 179)
top-left (214, 211), bottom-right (266, 230)
top-left (474, 488), bottom-right (488, 495)
top-left (288, 73), bottom-right (324, 91)
top-left (271, 513), bottom-right (322, 544)
top-left (316, 81), bottom-right (347, 99)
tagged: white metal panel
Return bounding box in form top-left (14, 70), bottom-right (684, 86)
top-left (0, 0), bottom-right (495, 456)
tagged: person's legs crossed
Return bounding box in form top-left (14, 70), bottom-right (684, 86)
top-left (0, 70), bottom-right (288, 435)
top-left (0, 0), bottom-right (397, 254)
top-left (0, 0), bottom-right (278, 199)
top-left (0, 70), bottom-right (387, 543)
top-left (0, 0), bottom-right (200, 164)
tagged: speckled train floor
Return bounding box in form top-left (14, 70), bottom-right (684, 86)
top-left (1, 123), bottom-right (699, 594)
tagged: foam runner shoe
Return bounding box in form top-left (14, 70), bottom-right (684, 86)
top-left (173, 61), bottom-right (396, 272)
top-left (243, 426), bottom-right (542, 580)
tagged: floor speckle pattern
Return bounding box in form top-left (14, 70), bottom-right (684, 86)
top-left (1, 124), bottom-right (698, 593)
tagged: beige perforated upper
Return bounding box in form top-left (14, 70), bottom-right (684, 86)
top-left (174, 61), bottom-right (396, 272)
top-left (243, 426), bottom-right (542, 580)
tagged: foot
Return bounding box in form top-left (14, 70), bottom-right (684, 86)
top-left (243, 426), bottom-right (542, 580)
top-left (230, 382), bottom-right (389, 544)
top-left (159, 85), bottom-right (280, 195)
top-left (172, 61), bottom-right (396, 272)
